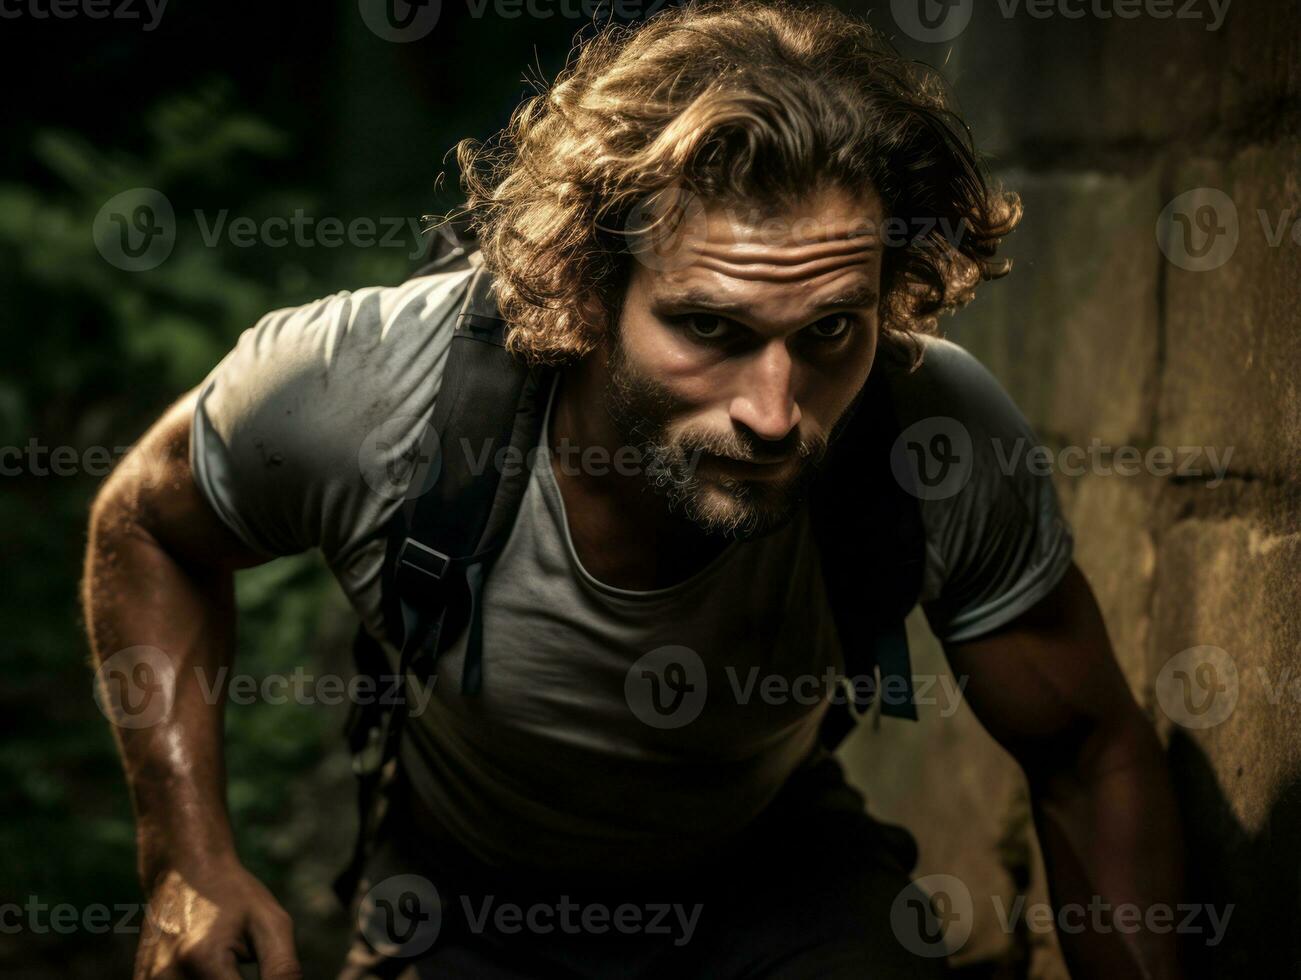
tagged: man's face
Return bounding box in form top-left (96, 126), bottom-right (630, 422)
top-left (605, 184), bottom-right (884, 539)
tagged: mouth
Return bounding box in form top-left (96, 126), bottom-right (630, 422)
top-left (700, 452), bottom-right (797, 480)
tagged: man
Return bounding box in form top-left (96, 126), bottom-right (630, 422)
top-left (83, 2), bottom-right (1186, 977)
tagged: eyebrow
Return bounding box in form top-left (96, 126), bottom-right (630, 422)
top-left (651, 283), bottom-right (880, 318)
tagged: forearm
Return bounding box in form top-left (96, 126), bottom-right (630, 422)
top-left (84, 501), bottom-right (240, 888)
top-left (1030, 715), bottom-right (1185, 980)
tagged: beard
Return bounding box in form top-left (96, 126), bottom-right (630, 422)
top-left (602, 335), bottom-right (838, 541)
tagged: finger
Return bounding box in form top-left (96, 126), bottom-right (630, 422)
top-left (248, 909), bottom-right (303, 980)
top-left (134, 941), bottom-right (160, 980)
top-left (135, 908), bottom-right (173, 980)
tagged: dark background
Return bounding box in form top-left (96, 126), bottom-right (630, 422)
top-left (2, 1), bottom-right (1298, 977)
top-left (1, 3), bottom-right (637, 975)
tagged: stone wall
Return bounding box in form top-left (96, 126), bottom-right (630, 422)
top-left (834, 2), bottom-right (1301, 976)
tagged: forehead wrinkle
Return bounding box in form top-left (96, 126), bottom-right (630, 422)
top-left (655, 283), bottom-right (877, 314)
top-left (695, 234), bottom-right (881, 266)
top-left (694, 252), bottom-right (877, 284)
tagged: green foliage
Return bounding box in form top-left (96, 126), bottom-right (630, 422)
top-left (0, 81), bottom-right (394, 973)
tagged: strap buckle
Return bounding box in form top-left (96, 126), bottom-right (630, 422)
top-left (397, 537), bottom-right (451, 583)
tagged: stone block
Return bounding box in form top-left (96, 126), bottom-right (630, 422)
top-left (1158, 142), bottom-right (1301, 484)
top-left (948, 166), bottom-right (1162, 449)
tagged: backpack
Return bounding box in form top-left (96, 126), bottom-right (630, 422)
top-left (332, 223), bottom-right (926, 905)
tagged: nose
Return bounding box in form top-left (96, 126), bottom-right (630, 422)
top-left (728, 340), bottom-right (802, 444)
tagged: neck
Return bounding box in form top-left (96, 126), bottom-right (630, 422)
top-left (547, 353), bottom-right (730, 591)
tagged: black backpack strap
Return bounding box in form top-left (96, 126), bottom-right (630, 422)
top-left (334, 264), bottom-right (553, 905)
top-left (385, 266), bottom-right (554, 688)
top-left (812, 351), bottom-right (926, 750)
top-left (407, 213), bottom-right (476, 280)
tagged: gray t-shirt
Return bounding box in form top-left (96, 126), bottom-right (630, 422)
top-left (192, 263), bottom-right (1073, 872)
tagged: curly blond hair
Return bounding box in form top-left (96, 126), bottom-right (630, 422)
top-left (454, 0), bottom-right (1021, 367)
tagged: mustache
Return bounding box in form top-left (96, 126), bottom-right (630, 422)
top-left (673, 428), bottom-right (828, 467)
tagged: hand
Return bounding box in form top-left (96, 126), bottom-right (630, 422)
top-left (133, 859), bottom-right (303, 979)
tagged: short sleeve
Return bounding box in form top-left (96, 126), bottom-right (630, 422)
top-left (897, 338), bottom-right (1076, 644)
top-left (189, 268), bottom-right (474, 564)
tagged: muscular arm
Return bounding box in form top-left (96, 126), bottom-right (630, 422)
top-left (83, 390), bottom-right (301, 979)
top-left (945, 563), bottom-right (1185, 980)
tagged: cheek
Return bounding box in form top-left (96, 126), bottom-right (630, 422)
top-left (847, 317), bottom-right (880, 384)
top-left (618, 306), bottom-right (722, 406)
top-left (801, 322), bottom-right (879, 427)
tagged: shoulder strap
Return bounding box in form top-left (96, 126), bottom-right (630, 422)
top-left (335, 263), bottom-right (553, 906)
top-left (407, 213), bottom-right (476, 280)
top-left (382, 266), bottom-right (555, 689)
top-left (811, 351), bottom-right (926, 749)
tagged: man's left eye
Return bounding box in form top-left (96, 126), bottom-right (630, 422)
top-left (806, 315), bottom-right (854, 340)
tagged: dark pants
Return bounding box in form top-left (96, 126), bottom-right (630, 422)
top-left (339, 757), bottom-right (952, 979)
